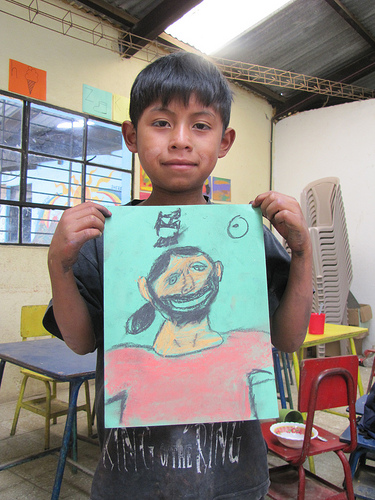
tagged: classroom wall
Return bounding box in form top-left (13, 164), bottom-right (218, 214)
top-left (273, 98), bottom-right (375, 350)
top-left (0, 4), bottom-right (273, 402)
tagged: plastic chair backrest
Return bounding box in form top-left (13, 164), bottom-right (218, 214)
top-left (298, 355), bottom-right (358, 412)
top-left (20, 305), bottom-right (51, 340)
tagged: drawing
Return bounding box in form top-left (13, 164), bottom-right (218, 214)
top-left (140, 165), bottom-right (152, 191)
top-left (82, 84), bottom-right (112, 119)
top-left (104, 205), bottom-right (278, 427)
top-left (153, 208), bottom-right (181, 248)
top-left (213, 177), bottom-right (231, 202)
top-left (139, 191), bottom-right (150, 200)
top-left (203, 176), bottom-right (212, 200)
top-left (9, 60), bottom-right (46, 100)
top-left (112, 94), bottom-right (130, 123)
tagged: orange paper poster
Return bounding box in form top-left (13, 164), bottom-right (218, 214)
top-left (9, 60), bottom-right (47, 100)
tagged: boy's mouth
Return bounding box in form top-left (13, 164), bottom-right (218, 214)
top-left (163, 160), bottom-right (197, 167)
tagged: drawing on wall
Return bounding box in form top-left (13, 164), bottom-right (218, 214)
top-left (213, 177), bottom-right (231, 202)
top-left (203, 176), bottom-right (212, 200)
top-left (140, 165), bottom-right (152, 192)
top-left (82, 84), bottom-right (112, 119)
top-left (35, 168), bottom-right (123, 244)
top-left (139, 191), bottom-right (150, 200)
top-left (104, 205), bottom-right (278, 427)
top-left (9, 60), bottom-right (47, 100)
top-left (112, 94), bottom-right (130, 123)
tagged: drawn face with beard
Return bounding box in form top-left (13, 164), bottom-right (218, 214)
top-left (138, 247), bottom-right (223, 327)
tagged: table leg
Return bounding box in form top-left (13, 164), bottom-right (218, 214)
top-left (51, 378), bottom-right (83, 500)
top-left (292, 350), bottom-right (301, 391)
top-left (291, 351), bottom-right (316, 472)
top-left (349, 338), bottom-right (364, 396)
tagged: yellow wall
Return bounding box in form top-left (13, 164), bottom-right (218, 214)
top-left (0, 2), bottom-right (273, 402)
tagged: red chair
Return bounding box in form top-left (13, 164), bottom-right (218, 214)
top-left (261, 355), bottom-right (358, 499)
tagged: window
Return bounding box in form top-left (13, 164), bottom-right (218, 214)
top-left (0, 93), bottom-right (132, 245)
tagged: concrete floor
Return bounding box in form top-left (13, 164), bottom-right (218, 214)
top-left (0, 365), bottom-right (371, 499)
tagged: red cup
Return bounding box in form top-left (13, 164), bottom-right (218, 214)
top-left (308, 313), bottom-right (325, 335)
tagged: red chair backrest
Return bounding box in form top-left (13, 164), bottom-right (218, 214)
top-left (298, 355), bottom-right (358, 412)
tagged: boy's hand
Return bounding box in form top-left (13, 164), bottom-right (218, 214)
top-left (49, 202), bottom-right (112, 273)
top-left (252, 191), bottom-right (310, 255)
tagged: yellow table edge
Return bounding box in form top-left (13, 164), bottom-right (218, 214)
top-left (292, 323), bottom-right (368, 397)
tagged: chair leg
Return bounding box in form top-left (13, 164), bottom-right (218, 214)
top-left (273, 348), bottom-right (287, 408)
top-left (52, 381), bottom-right (57, 424)
top-left (44, 380), bottom-right (52, 450)
top-left (297, 465), bottom-right (306, 500)
top-left (336, 449), bottom-right (355, 500)
top-left (280, 351), bottom-right (294, 408)
top-left (10, 374), bottom-right (29, 436)
top-left (91, 398), bottom-right (96, 428)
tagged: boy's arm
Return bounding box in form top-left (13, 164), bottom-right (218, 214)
top-left (47, 202), bottom-right (111, 355)
top-left (252, 191), bottom-right (313, 353)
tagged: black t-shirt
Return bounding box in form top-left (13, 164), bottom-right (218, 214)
top-left (44, 200), bottom-right (290, 500)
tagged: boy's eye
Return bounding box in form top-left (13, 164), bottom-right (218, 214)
top-left (194, 122), bottom-right (211, 130)
top-left (153, 120), bottom-right (170, 128)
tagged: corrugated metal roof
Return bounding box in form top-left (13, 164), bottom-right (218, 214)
top-left (64, 0), bottom-right (375, 118)
top-left (113, 0), bottom-right (165, 20)
top-left (213, 0), bottom-right (375, 118)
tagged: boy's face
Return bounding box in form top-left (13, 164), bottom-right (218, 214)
top-left (123, 95), bottom-right (235, 198)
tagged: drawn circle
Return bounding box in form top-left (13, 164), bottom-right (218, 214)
top-left (227, 216), bottom-right (249, 239)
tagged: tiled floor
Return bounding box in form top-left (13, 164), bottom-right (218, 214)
top-left (0, 365), bottom-right (371, 499)
top-left (0, 382), bottom-right (99, 499)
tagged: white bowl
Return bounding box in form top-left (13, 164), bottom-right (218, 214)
top-left (270, 422), bottom-right (318, 449)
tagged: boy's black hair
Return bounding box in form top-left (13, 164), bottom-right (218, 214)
top-left (129, 51), bottom-right (233, 130)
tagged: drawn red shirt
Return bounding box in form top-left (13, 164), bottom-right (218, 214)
top-left (105, 330), bottom-right (276, 427)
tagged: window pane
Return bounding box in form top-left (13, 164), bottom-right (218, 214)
top-left (0, 204), bottom-right (19, 243)
top-left (29, 104), bottom-right (84, 159)
top-left (22, 206), bottom-right (63, 245)
top-left (0, 148), bottom-right (21, 201)
top-left (0, 95), bottom-right (22, 148)
top-left (85, 166), bottom-right (131, 206)
top-left (27, 154), bottom-right (82, 207)
top-left (87, 121), bottom-right (130, 169)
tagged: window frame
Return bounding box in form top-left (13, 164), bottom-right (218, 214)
top-left (0, 89), bottom-right (134, 246)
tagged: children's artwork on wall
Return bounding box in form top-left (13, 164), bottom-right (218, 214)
top-left (82, 84), bottom-right (112, 119)
top-left (140, 165), bottom-right (152, 192)
top-left (203, 176), bottom-right (212, 200)
top-left (104, 205), bottom-right (278, 427)
top-left (9, 60), bottom-right (46, 101)
top-left (139, 191), bottom-right (150, 200)
top-left (112, 94), bottom-right (130, 123)
top-left (213, 177), bottom-right (231, 202)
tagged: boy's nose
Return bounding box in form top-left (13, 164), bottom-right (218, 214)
top-left (169, 126), bottom-right (192, 150)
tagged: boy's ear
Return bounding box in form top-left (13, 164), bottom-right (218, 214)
top-left (122, 121), bottom-right (138, 153)
top-left (218, 127), bottom-right (236, 159)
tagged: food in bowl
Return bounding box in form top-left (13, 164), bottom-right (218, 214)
top-left (270, 422), bottom-right (318, 449)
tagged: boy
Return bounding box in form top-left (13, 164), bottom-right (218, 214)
top-left (44, 52), bottom-right (312, 499)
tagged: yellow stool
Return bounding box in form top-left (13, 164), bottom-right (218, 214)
top-left (10, 305), bottom-right (92, 449)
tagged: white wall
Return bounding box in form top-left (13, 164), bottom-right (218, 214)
top-left (0, 3), bottom-right (273, 402)
top-left (273, 98), bottom-right (375, 349)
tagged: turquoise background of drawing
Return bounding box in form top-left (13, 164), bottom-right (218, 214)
top-left (104, 205), bottom-right (270, 350)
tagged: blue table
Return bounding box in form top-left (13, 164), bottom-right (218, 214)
top-left (0, 339), bottom-right (96, 500)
